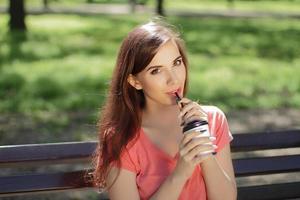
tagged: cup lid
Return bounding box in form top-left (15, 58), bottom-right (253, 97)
top-left (183, 120), bottom-right (208, 133)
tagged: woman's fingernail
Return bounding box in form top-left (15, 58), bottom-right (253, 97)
top-left (213, 145), bottom-right (218, 149)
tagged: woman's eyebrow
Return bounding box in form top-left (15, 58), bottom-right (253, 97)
top-left (173, 55), bottom-right (182, 62)
top-left (146, 65), bottom-right (162, 72)
top-left (146, 55), bottom-right (182, 71)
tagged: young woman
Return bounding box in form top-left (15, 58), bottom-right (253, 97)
top-left (93, 20), bottom-right (237, 200)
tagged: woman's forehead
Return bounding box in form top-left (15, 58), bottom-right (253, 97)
top-left (149, 40), bottom-right (180, 65)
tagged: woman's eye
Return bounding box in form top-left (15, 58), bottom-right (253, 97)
top-left (174, 59), bottom-right (182, 66)
top-left (151, 68), bottom-right (160, 75)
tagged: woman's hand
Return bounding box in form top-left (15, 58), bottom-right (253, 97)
top-left (174, 131), bottom-right (217, 180)
top-left (178, 97), bottom-right (207, 126)
top-left (173, 97), bottom-right (217, 180)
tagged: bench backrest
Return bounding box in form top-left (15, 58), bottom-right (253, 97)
top-left (0, 130), bottom-right (300, 199)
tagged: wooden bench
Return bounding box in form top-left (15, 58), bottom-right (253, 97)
top-left (0, 129), bottom-right (300, 199)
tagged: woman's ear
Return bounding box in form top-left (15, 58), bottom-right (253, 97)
top-left (127, 74), bottom-right (143, 90)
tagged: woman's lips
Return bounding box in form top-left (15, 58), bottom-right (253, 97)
top-left (166, 88), bottom-right (181, 96)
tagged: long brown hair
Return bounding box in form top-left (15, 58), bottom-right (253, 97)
top-left (93, 20), bottom-right (189, 189)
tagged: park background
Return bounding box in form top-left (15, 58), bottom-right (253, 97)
top-left (0, 0), bottom-right (300, 199)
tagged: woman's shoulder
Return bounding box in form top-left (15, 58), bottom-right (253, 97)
top-left (200, 105), bottom-right (230, 130)
top-left (124, 130), bottom-right (144, 152)
top-left (118, 131), bottom-right (144, 173)
top-left (201, 105), bottom-right (233, 151)
top-left (200, 105), bottom-right (227, 117)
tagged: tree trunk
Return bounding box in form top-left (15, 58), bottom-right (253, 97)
top-left (43, 0), bottom-right (49, 9)
top-left (129, 0), bottom-right (136, 13)
top-left (227, 0), bottom-right (234, 9)
top-left (156, 0), bottom-right (164, 16)
top-left (9, 0), bottom-right (26, 31)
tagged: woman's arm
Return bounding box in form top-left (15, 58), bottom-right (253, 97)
top-left (106, 167), bottom-right (140, 200)
top-left (201, 144), bottom-right (237, 200)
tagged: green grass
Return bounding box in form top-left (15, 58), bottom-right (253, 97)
top-left (162, 0), bottom-right (300, 13)
top-left (1, 0), bottom-right (300, 12)
top-left (0, 0), bottom-right (145, 7)
top-left (170, 17), bottom-right (300, 110)
top-left (0, 14), bottom-right (300, 115)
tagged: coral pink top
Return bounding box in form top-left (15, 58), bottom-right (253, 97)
top-left (118, 106), bottom-right (233, 200)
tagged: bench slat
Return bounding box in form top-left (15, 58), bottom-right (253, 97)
top-left (234, 154), bottom-right (300, 176)
top-left (1, 170), bottom-right (299, 200)
top-left (231, 130), bottom-right (300, 151)
top-left (238, 181), bottom-right (300, 200)
top-left (0, 142), bottom-right (97, 166)
top-left (0, 170), bottom-right (91, 196)
top-left (1, 154), bottom-right (299, 195)
top-left (1, 130), bottom-right (299, 166)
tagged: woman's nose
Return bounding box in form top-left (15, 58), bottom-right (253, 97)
top-left (166, 70), bottom-right (179, 85)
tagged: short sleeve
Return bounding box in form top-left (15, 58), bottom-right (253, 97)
top-left (118, 147), bottom-right (140, 173)
top-left (110, 136), bottom-right (141, 174)
top-left (206, 106), bottom-right (233, 153)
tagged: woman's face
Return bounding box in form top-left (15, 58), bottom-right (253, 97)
top-left (130, 39), bottom-right (186, 108)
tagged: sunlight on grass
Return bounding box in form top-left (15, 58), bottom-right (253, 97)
top-left (28, 15), bottom-right (90, 31)
top-left (3, 54), bottom-right (113, 82)
top-left (0, 13), bottom-right (299, 114)
top-left (162, 0), bottom-right (300, 13)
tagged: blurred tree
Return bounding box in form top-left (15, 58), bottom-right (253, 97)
top-left (137, 0), bottom-right (148, 5)
top-left (43, 0), bottom-right (49, 9)
top-left (156, 0), bottom-right (164, 16)
top-left (129, 0), bottom-right (136, 13)
top-left (8, 0), bottom-right (26, 31)
top-left (227, 0), bottom-right (234, 9)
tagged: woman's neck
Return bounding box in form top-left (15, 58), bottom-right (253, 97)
top-left (142, 104), bottom-right (181, 129)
